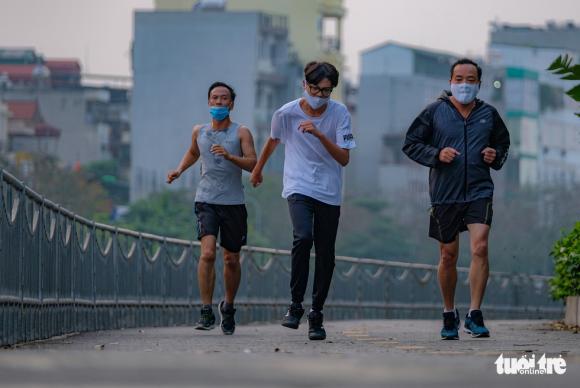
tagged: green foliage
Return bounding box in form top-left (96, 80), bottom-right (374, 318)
top-left (83, 159), bottom-right (129, 205)
top-left (30, 155), bottom-right (112, 218)
top-left (550, 222), bottom-right (580, 300)
top-left (117, 189), bottom-right (195, 240)
top-left (547, 54), bottom-right (580, 116)
top-left (84, 160), bottom-right (120, 178)
top-left (336, 198), bottom-right (410, 259)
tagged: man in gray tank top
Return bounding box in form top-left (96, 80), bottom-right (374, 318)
top-left (167, 82), bottom-right (257, 335)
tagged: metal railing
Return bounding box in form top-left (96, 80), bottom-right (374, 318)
top-left (0, 168), bottom-right (563, 346)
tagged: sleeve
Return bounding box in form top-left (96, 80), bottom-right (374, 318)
top-left (402, 104), bottom-right (441, 168)
top-left (489, 108), bottom-right (510, 171)
top-left (335, 108), bottom-right (356, 149)
top-left (270, 109), bottom-right (286, 143)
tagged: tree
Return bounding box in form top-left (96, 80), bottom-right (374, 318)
top-left (1, 154), bottom-right (112, 220)
top-left (84, 160), bottom-right (129, 205)
top-left (547, 54), bottom-right (580, 117)
top-left (116, 189), bottom-right (195, 240)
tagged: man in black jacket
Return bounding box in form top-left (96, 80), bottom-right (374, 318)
top-left (403, 58), bottom-right (510, 340)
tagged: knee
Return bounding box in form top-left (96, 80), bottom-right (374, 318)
top-left (200, 250), bottom-right (216, 264)
top-left (223, 252), bottom-right (240, 267)
top-left (294, 231), bottom-right (313, 246)
top-left (439, 250), bottom-right (458, 269)
top-left (471, 241), bottom-right (489, 258)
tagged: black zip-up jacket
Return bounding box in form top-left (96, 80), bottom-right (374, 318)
top-left (402, 91), bottom-right (510, 205)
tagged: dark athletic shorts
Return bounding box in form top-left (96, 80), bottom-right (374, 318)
top-left (428, 198), bottom-right (493, 244)
top-left (194, 202), bottom-right (247, 253)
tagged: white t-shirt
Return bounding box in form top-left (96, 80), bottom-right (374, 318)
top-left (270, 98), bottom-right (356, 206)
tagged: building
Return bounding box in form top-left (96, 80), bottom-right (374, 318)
top-left (131, 8), bottom-right (299, 201)
top-left (352, 42), bottom-right (459, 201)
top-left (0, 101), bottom-right (10, 153)
top-left (0, 48), bottom-right (131, 171)
top-left (488, 21), bottom-right (580, 187)
top-left (4, 99), bottom-right (61, 155)
top-left (154, 0), bottom-right (346, 100)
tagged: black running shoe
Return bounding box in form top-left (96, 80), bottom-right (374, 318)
top-left (308, 310), bottom-right (326, 341)
top-left (218, 300), bottom-right (236, 335)
top-left (195, 305), bottom-right (216, 330)
top-left (281, 303), bottom-right (305, 329)
top-left (440, 309), bottom-right (460, 340)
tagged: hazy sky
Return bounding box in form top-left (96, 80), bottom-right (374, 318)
top-left (0, 0), bottom-right (579, 81)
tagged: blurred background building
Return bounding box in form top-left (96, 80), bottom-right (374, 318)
top-left (130, 5), bottom-right (300, 201)
top-left (0, 48), bottom-right (131, 177)
top-left (348, 21), bottom-right (580, 217)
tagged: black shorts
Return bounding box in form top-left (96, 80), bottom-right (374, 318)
top-left (429, 198), bottom-right (493, 244)
top-left (194, 202), bottom-right (247, 253)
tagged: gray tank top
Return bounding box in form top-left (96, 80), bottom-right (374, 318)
top-left (195, 122), bottom-right (244, 205)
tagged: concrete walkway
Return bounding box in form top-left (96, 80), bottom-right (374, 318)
top-left (0, 320), bottom-right (578, 387)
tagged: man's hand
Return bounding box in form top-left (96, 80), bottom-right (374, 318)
top-left (250, 169), bottom-right (263, 187)
top-left (298, 121), bottom-right (322, 138)
top-left (210, 144), bottom-right (230, 160)
top-left (166, 169), bottom-right (181, 184)
top-left (439, 147), bottom-right (461, 163)
top-left (481, 147), bottom-right (497, 164)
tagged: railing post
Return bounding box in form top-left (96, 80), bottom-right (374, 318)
top-left (91, 221), bottom-right (97, 332)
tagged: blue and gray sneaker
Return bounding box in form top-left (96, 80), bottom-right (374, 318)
top-left (464, 310), bottom-right (490, 338)
top-left (440, 309), bottom-right (460, 340)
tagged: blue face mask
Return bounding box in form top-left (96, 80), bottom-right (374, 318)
top-left (303, 90), bottom-right (329, 110)
top-left (450, 83), bottom-right (480, 105)
top-left (209, 106), bottom-right (230, 121)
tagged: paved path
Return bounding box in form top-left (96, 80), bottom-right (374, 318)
top-left (0, 320), bottom-right (578, 387)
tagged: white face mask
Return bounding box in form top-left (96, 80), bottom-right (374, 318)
top-left (303, 90), bottom-right (329, 109)
top-left (450, 82), bottom-right (480, 105)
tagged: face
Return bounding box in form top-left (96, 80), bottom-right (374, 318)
top-left (208, 86), bottom-right (233, 109)
top-left (450, 64), bottom-right (479, 85)
top-left (304, 78), bottom-right (333, 98)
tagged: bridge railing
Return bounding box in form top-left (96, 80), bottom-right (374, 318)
top-left (0, 168), bottom-right (562, 346)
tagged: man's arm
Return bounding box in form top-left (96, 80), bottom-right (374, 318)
top-left (488, 109), bottom-right (510, 170)
top-left (167, 125), bottom-right (201, 184)
top-left (211, 126), bottom-right (257, 172)
top-left (250, 137), bottom-right (279, 187)
top-left (298, 120), bottom-right (350, 166)
top-left (402, 105), bottom-right (443, 168)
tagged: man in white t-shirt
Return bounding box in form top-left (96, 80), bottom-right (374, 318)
top-left (250, 61), bottom-right (356, 341)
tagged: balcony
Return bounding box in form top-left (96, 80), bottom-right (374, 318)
top-left (319, 0), bottom-right (345, 18)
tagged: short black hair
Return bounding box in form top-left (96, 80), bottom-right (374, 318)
top-left (208, 81), bottom-right (236, 101)
top-left (304, 61), bottom-right (339, 87)
top-left (450, 58), bottom-right (482, 81)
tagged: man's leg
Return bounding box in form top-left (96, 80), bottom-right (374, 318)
top-left (464, 223), bottom-right (491, 337)
top-left (307, 201), bottom-right (340, 341)
top-left (222, 249), bottom-right (241, 304)
top-left (198, 235), bottom-right (217, 305)
top-left (281, 194), bottom-right (314, 329)
top-left (218, 248), bottom-right (241, 335)
top-left (217, 204), bottom-right (247, 305)
top-left (311, 201), bottom-right (340, 312)
top-left (216, 204), bottom-right (247, 335)
top-left (438, 237), bottom-right (460, 311)
top-left (466, 223), bottom-right (490, 311)
top-left (287, 194), bottom-right (315, 305)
